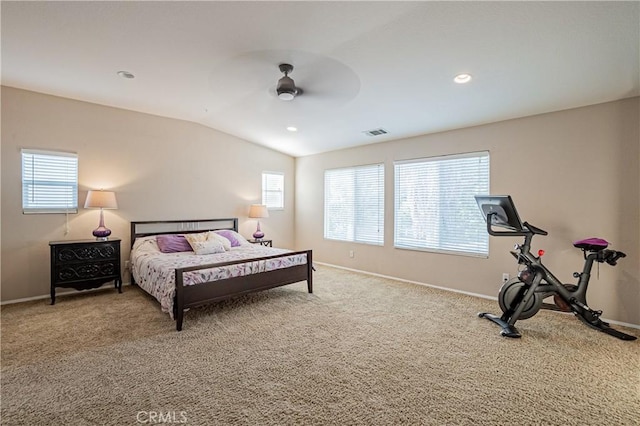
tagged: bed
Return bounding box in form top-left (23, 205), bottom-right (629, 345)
top-left (130, 218), bottom-right (313, 330)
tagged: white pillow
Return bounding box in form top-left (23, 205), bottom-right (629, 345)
top-left (191, 239), bottom-right (226, 255)
top-left (207, 231), bottom-right (232, 251)
top-left (132, 236), bottom-right (161, 254)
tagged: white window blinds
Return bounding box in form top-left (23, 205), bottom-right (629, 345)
top-left (394, 152), bottom-right (489, 256)
top-left (21, 149), bottom-right (78, 214)
top-left (262, 172), bottom-right (284, 210)
top-left (324, 163), bottom-right (384, 245)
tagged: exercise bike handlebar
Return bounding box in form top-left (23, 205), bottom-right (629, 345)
top-left (523, 222), bottom-right (548, 236)
top-left (598, 249), bottom-right (626, 266)
top-left (485, 213), bottom-right (548, 237)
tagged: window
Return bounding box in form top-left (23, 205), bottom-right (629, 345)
top-left (21, 149), bottom-right (78, 214)
top-left (394, 151), bottom-right (489, 256)
top-left (324, 163), bottom-right (384, 245)
top-left (262, 172), bottom-right (284, 209)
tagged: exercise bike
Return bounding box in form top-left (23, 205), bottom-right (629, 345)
top-left (474, 195), bottom-right (636, 341)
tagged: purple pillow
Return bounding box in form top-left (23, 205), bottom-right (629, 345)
top-left (156, 234), bottom-right (193, 253)
top-left (214, 230), bottom-right (243, 247)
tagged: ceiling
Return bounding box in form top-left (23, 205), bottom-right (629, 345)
top-left (2, 2), bottom-right (639, 157)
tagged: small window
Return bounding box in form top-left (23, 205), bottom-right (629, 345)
top-left (21, 149), bottom-right (78, 214)
top-left (394, 151), bottom-right (489, 256)
top-left (324, 163), bottom-right (384, 245)
top-left (262, 172), bottom-right (284, 210)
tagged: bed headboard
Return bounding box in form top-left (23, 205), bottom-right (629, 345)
top-left (130, 218), bottom-right (238, 247)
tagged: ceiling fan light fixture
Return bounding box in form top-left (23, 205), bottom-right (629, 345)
top-left (278, 91), bottom-right (295, 101)
top-left (276, 64), bottom-right (299, 101)
top-left (277, 76), bottom-right (297, 100)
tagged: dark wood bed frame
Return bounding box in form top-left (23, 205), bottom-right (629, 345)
top-left (130, 218), bottom-right (313, 331)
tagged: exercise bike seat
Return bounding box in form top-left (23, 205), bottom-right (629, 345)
top-left (573, 237), bottom-right (609, 252)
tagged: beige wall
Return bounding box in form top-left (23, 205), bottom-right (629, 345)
top-left (1, 87), bottom-right (296, 302)
top-left (295, 97), bottom-right (640, 326)
top-left (2, 86), bottom-right (638, 326)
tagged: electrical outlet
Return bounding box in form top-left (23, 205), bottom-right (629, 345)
top-left (349, 250), bottom-right (354, 258)
top-left (125, 260), bottom-right (131, 270)
top-left (502, 273), bottom-right (510, 283)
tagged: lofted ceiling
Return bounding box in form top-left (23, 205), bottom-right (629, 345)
top-left (2, 1), bottom-right (639, 157)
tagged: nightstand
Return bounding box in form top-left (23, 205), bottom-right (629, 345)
top-left (49, 239), bottom-right (122, 305)
top-left (247, 239), bottom-right (273, 247)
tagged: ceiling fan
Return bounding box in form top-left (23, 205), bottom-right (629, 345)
top-left (276, 63), bottom-right (302, 101)
top-left (207, 52), bottom-right (360, 111)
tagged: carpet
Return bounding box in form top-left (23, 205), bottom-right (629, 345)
top-left (1, 265), bottom-right (638, 425)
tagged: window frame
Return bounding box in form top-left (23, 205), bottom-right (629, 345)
top-left (262, 171), bottom-right (284, 210)
top-left (21, 148), bottom-right (79, 214)
top-left (324, 163), bottom-right (385, 246)
top-left (393, 151), bottom-right (490, 257)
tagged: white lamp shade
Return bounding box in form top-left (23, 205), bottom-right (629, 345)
top-left (84, 190), bottom-right (118, 209)
top-left (248, 204), bottom-right (269, 218)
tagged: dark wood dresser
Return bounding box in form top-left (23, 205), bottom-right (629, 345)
top-left (49, 238), bottom-right (122, 304)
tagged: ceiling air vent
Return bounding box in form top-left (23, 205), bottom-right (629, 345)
top-left (363, 128), bottom-right (388, 137)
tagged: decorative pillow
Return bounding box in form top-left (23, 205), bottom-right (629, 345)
top-left (207, 231), bottom-right (232, 251)
top-left (191, 239), bottom-right (226, 255)
top-left (156, 234), bottom-right (193, 253)
top-left (184, 232), bottom-right (210, 250)
top-left (214, 230), bottom-right (249, 247)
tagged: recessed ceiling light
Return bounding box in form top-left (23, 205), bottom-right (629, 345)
top-left (454, 73), bottom-right (472, 84)
top-left (117, 70), bottom-right (135, 79)
top-left (286, 126), bottom-right (298, 132)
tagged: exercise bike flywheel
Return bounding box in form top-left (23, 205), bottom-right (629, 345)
top-left (498, 278), bottom-right (543, 320)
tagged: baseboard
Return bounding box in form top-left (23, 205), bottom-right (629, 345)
top-left (314, 261), bottom-right (640, 330)
top-left (1, 281), bottom-right (133, 306)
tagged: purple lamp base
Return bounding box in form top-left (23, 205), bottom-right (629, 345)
top-left (253, 221), bottom-right (264, 240)
top-left (93, 227), bottom-right (111, 241)
top-left (92, 209), bottom-right (111, 241)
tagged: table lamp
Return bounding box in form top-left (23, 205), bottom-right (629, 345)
top-left (84, 190), bottom-right (118, 240)
top-left (248, 204), bottom-right (269, 240)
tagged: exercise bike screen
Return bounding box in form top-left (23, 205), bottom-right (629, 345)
top-left (474, 195), bottom-right (524, 231)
